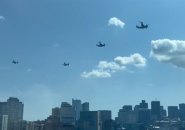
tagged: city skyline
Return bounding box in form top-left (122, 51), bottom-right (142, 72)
top-left (2, 97), bottom-right (185, 130)
top-left (1, 0), bottom-right (185, 121)
top-left (1, 97), bottom-right (185, 122)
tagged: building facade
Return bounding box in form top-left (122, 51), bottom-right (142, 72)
top-left (79, 111), bottom-right (100, 130)
top-left (168, 106), bottom-right (178, 120)
top-left (72, 99), bottom-right (82, 121)
top-left (151, 101), bottom-right (161, 121)
top-left (0, 115), bottom-right (8, 130)
top-left (0, 97), bottom-right (24, 130)
top-left (60, 102), bottom-right (75, 126)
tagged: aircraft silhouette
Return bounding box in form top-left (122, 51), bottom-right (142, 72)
top-left (136, 21), bottom-right (148, 29)
top-left (12, 60), bottom-right (19, 64)
top-left (96, 42), bottom-right (105, 47)
top-left (63, 62), bottom-right (70, 66)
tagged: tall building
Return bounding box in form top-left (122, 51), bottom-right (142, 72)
top-left (45, 115), bottom-right (61, 130)
top-left (160, 106), bottom-right (167, 119)
top-left (151, 101), bottom-right (161, 121)
top-left (44, 107), bottom-right (61, 130)
top-left (118, 105), bottom-right (136, 125)
top-left (134, 105), bottom-right (140, 111)
top-left (72, 99), bottom-right (82, 121)
top-left (82, 102), bottom-right (89, 111)
top-left (79, 111), bottom-right (100, 130)
top-left (0, 97), bottom-right (24, 130)
top-left (179, 103), bottom-right (185, 121)
top-left (60, 102), bottom-right (75, 126)
top-left (52, 107), bottom-right (60, 118)
top-left (99, 110), bottom-right (112, 130)
top-left (139, 100), bottom-right (148, 109)
top-left (137, 108), bottom-right (151, 124)
top-left (0, 103), bottom-right (7, 116)
top-left (6, 97), bottom-right (24, 121)
top-left (168, 106), bottom-right (178, 120)
top-left (122, 105), bottom-right (132, 111)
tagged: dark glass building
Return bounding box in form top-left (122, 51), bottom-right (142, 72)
top-left (168, 106), bottom-right (178, 119)
top-left (79, 111), bottom-right (100, 130)
top-left (137, 108), bottom-right (151, 124)
top-left (99, 110), bottom-right (112, 130)
top-left (151, 101), bottom-right (161, 121)
top-left (139, 100), bottom-right (148, 109)
top-left (179, 103), bottom-right (185, 121)
top-left (82, 102), bottom-right (89, 111)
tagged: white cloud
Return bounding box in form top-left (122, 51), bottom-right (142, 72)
top-left (114, 53), bottom-right (146, 67)
top-left (150, 39), bottom-right (185, 68)
top-left (81, 70), bottom-right (111, 78)
top-left (81, 53), bottom-right (146, 78)
top-left (0, 16), bottom-right (5, 21)
top-left (108, 17), bottom-right (125, 28)
top-left (97, 61), bottom-right (125, 71)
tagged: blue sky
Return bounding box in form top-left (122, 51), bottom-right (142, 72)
top-left (1, 0), bottom-right (185, 121)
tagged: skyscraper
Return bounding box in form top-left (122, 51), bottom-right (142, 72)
top-left (79, 111), bottom-right (100, 130)
top-left (118, 105), bottom-right (136, 125)
top-left (160, 106), bottom-right (167, 119)
top-left (0, 97), bottom-right (24, 130)
top-left (122, 105), bottom-right (132, 111)
top-left (179, 103), bottom-right (185, 121)
top-left (0, 103), bottom-right (7, 117)
top-left (52, 107), bottom-right (60, 118)
top-left (72, 99), bottom-right (82, 120)
top-left (151, 101), bottom-right (161, 121)
top-left (82, 102), bottom-right (89, 111)
top-left (139, 100), bottom-right (148, 109)
top-left (137, 108), bottom-right (151, 124)
top-left (60, 102), bottom-right (75, 126)
top-left (45, 115), bottom-right (60, 130)
top-left (168, 106), bottom-right (178, 120)
top-left (99, 110), bottom-right (112, 130)
top-left (6, 97), bottom-right (24, 122)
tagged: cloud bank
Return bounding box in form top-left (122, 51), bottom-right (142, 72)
top-left (81, 53), bottom-right (146, 78)
top-left (150, 39), bottom-right (185, 69)
top-left (108, 17), bottom-right (125, 28)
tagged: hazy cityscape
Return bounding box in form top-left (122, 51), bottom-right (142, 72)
top-left (1, 97), bottom-right (185, 130)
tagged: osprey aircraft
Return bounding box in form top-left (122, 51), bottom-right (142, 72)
top-left (12, 60), bottom-right (19, 64)
top-left (63, 62), bottom-right (70, 66)
top-left (96, 42), bottom-right (105, 47)
top-left (136, 21), bottom-right (148, 29)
